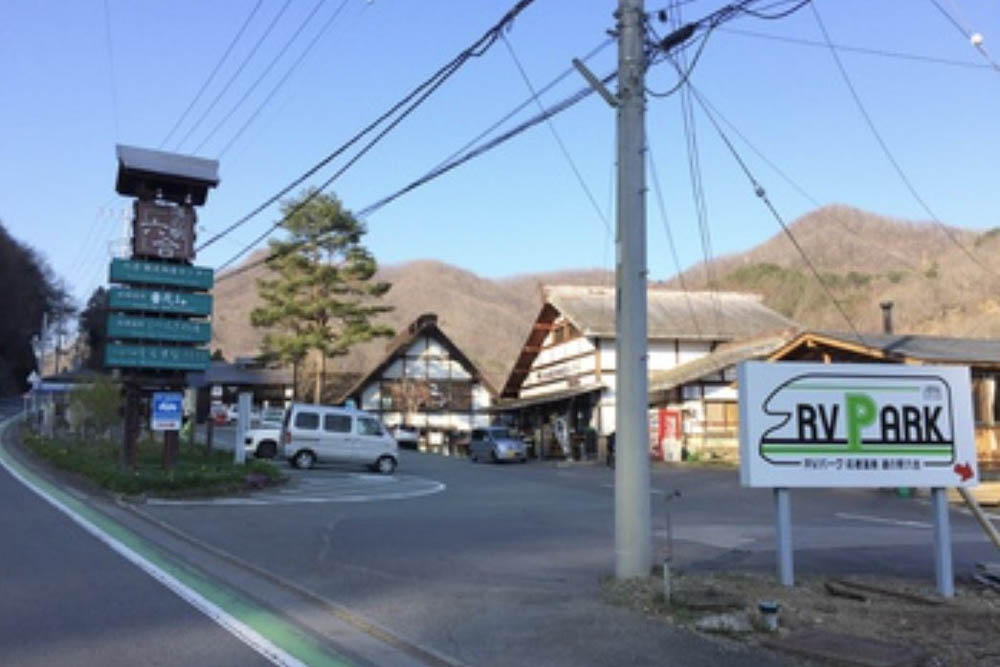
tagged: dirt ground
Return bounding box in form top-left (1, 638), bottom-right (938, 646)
top-left (602, 568), bottom-right (1000, 666)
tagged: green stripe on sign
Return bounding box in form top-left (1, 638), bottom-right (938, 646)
top-left (762, 445), bottom-right (953, 456)
top-left (786, 384), bottom-right (921, 392)
top-left (0, 417), bottom-right (353, 667)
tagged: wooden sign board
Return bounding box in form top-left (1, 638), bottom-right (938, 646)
top-left (132, 201), bottom-right (195, 260)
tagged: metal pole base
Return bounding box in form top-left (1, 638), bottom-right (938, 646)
top-left (774, 487), bottom-right (794, 587)
top-left (931, 487), bottom-right (954, 598)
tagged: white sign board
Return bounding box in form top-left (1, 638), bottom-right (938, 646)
top-left (739, 361), bottom-right (978, 488)
top-left (151, 391), bottom-right (184, 431)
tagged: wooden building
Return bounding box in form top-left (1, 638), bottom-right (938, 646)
top-left (341, 313), bottom-right (495, 448)
top-left (497, 286), bottom-right (795, 459)
top-left (768, 331), bottom-right (1000, 468)
top-left (647, 330), bottom-right (796, 460)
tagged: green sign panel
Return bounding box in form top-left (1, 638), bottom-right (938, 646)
top-left (109, 258), bottom-right (214, 290)
top-left (109, 287), bottom-right (212, 316)
top-left (105, 343), bottom-right (210, 370)
top-left (107, 314), bottom-right (210, 343)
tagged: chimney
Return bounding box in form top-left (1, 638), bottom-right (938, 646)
top-left (880, 301), bottom-right (894, 335)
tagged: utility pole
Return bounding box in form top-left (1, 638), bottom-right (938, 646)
top-left (614, 0), bottom-right (651, 579)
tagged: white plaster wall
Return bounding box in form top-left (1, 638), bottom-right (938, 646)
top-left (647, 341), bottom-right (680, 372)
top-left (534, 336), bottom-right (594, 368)
top-left (522, 379), bottom-right (569, 398)
top-left (678, 339), bottom-right (713, 364)
top-left (704, 384), bottom-right (737, 400)
top-left (598, 339), bottom-right (616, 371)
top-left (472, 384), bottom-right (491, 410)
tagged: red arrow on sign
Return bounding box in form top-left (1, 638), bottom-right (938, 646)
top-left (954, 462), bottom-right (974, 482)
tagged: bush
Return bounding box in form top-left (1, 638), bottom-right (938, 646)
top-left (23, 432), bottom-right (283, 497)
top-left (69, 375), bottom-right (122, 438)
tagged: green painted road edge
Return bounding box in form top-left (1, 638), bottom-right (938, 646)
top-left (0, 415), bottom-right (352, 667)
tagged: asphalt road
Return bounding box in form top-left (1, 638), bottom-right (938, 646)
top-left (7, 402), bottom-right (997, 666)
top-left (0, 405), bottom-right (273, 667)
top-left (131, 447), bottom-right (999, 666)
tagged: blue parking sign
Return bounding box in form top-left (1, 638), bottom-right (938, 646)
top-left (151, 392), bottom-right (184, 431)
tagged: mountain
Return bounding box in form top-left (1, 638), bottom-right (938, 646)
top-left (211, 256), bottom-right (611, 392)
top-left (667, 204), bottom-right (1000, 337)
top-left (210, 204), bottom-right (1000, 396)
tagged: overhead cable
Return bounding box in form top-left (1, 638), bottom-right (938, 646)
top-left (719, 25), bottom-right (991, 69)
top-left (209, 0), bottom-right (538, 270)
top-left (688, 84), bottom-right (868, 343)
top-left (159, 0), bottom-right (264, 149)
top-left (217, 0), bottom-right (352, 158)
top-left (193, 0), bottom-right (331, 155)
top-left (174, 0), bottom-right (293, 152)
top-left (499, 31), bottom-right (611, 234)
top-left (927, 0), bottom-right (1000, 74)
top-left (810, 2), bottom-right (999, 279)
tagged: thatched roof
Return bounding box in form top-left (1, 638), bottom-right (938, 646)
top-left (544, 286), bottom-right (795, 340)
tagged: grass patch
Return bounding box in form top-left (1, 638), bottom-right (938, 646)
top-left (23, 432), bottom-right (284, 497)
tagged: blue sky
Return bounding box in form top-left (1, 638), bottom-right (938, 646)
top-left (2, 0), bottom-right (998, 310)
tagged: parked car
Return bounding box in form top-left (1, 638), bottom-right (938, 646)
top-left (468, 427), bottom-right (528, 464)
top-left (244, 408), bottom-right (285, 459)
top-left (392, 425), bottom-right (420, 448)
top-left (281, 403), bottom-right (398, 474)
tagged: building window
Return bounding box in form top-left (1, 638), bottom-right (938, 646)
top-left (704, 401), bottom-right (738, 432)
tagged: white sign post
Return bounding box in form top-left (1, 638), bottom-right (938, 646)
top-left (739, 361), bottom-right (978, 596)
top-left (234, 391), bottom-right (251, 465)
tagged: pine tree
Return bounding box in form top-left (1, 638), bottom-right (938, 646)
top-left (251, 190), bottom-right (393, 403)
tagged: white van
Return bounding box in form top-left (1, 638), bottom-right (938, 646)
top-left (281, 403), bottom-right (399, 474)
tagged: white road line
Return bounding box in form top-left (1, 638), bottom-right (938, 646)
top-left (835, 512), bottom-right (932, 529)
top-left (0, 416), bottom-right (306, 667)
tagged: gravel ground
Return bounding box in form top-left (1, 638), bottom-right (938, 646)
top-left (602, 568), bottom-right (1000, 666)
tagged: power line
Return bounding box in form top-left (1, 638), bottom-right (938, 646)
top-left (927, 0), bottom-right (1000, 74)
top-left (687, 84), bottom-right (924, 273)
top-left (211, 0), bottom-right (538, 271)
top-left (660, 2), bottom-right (726, 333)
top-left (809, 2), bottom-right (999, 280)
top-left (689, 83), bottom-right (867, 343)
top-left (718, 25), bottom-right (991, 70)
top-left (499, 31), bottom-right (611, 234)
top-left (174, 0), bottom-right (293, 152)
top-left (215, 69), bottom-right (611, 284)
top-left (647, 145), bottom-right (704, 337)
top-left (217, 0), bottom-right (351, 158)
top-left (202, 0), bottom-right (539, 256)
top-left (159, 0), bottom-right (264, 149)
top-left (192, 0), bottom-right (331, 155)
top-left (213, 0), bottom-right (765, 281)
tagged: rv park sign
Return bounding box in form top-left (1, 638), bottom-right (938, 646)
top-left (739, 361), bottom-right (978, 488)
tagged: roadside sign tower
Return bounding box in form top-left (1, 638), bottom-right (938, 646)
top-left (105, 145), bottom-right (219, 467)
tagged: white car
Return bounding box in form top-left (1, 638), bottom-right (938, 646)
top-left (282, 403), bottom-right (398, 474)
top-left (393, 425), bottom-right (419, 448)
top-left (244, 409), bottom-right (284, 459)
